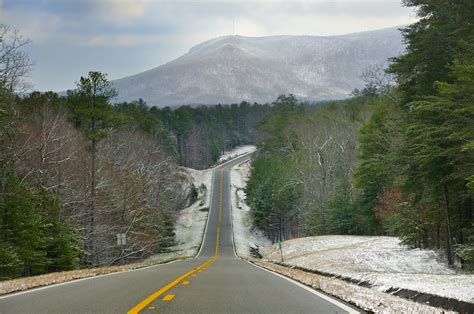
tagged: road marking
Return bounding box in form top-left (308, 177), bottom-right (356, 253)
top-left (162, 294), bottom-right (175, 301)
top-left (0, 259), bottom-right (183, 300)
top-left (127, 170), bottom-right (224, 314)
top-left (197, 170), bottom-right (215, 257)
top-left (226, 158), bottom-right (361, 314)
top-left (243, 260), bottom-right (360, 314)
top-left (182, 281), bottom-right (190, 285)
top-left (0, 156), bottom-right (250, 302)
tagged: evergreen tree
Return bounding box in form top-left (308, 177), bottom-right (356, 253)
top-left (67, 71), bottom-right (118, 264)
top-left (0, 174), bottom-right (80, 279)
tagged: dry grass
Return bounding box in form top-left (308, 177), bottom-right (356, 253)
top-left (0, 257), bottom-right (181, 296)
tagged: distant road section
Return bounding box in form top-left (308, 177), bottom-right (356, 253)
top-left (0, 154), bottom-right (360, 313)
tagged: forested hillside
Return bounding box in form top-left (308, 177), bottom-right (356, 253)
top-left (111, 27), bottom-right (404, 106)
top-left (1, 0), bottom-right (472, 282)
top-left (0, 78), bottom-right (187, 278)
top-left (246, 95), bottom-right (371, 239)
top-left (0, 24), bottom-right (269, 279)
top-left (145, 102), bottom-right (270, 169)
top-left (114, 100), bottom-right (270, 169)
top-left (246, 0), bottom-right (473, 269)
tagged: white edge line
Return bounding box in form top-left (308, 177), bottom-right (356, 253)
top-left (229, 165), bottom-right (240, 258)
top-left (228, 159), bottom-right (361, 314)
top-left (0, 259), bottom-right (181, 300)
top-left (243, 259), bottom-right (361, 314)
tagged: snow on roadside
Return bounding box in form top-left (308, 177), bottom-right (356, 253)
top-left (230, 159), bottom-right (270, 257)
top-left (0, 147), bottom-right (255, 296)
top-left (262, 235), bottom-right (474, 303)
top-left (150, 145), bottom-right (256, 261)
top-left (218, 145), bottom-right (256, 163)
top-left (149, 167), bottom-right (213, 261)
top-left (252, 259), bottom-right (457, 314)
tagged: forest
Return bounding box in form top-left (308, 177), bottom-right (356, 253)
top-left (1, 0), bottom-right (472, 281)
top-left (0, 24), bottom-right (269, 279)
top-left (246, 0), bottom-right (474, 269)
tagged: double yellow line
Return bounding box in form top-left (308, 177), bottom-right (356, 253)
top-left (127, 170), bottom-right (224, 314)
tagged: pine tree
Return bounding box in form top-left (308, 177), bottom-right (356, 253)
top-left (67, 71), bottom-right (117, 264)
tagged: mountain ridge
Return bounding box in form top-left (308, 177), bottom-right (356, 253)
top-left (111, 26), bottom-right (405, 106)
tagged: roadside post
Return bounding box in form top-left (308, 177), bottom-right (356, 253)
top-left (278, 239), bottom-right (284, 262)
top-left (117, 233), bottom-right (126, 264)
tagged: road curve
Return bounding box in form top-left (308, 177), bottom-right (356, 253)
top-left (0, 154), bottom-right (361, 314)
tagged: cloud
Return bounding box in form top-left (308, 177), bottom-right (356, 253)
top-left (85, 33), bottom-right (159, 46)
top-left (2, 0), bottom-right (414, 91)
top-left (0, 0), bottom-right (7, 20)
top-left (96, 0), bottom-right (152, 23)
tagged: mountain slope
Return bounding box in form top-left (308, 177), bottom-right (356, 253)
top-left (112, 27), bottom-right (404, 106)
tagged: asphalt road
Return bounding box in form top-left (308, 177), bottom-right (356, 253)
top-left (0, 154), bottom-right (360, 314)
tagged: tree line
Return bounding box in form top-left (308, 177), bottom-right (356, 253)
top-left (145, 102), bottom-right (271, 169)
top-left (0, 24), bottom-right (269, 279)
top-left (246, 0), bottom-right (473, 270)
top-left (0, 76), bottom-right (188, 278)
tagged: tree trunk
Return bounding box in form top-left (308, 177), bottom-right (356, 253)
top-left (88, 94), bottom-right (97, 264)
top-left (176, 133), bottom-right (182, 165)
top-left (437, 222), bottom-right (440, 250)
top-left (443, 185), bottom-right (453, 266)
top-left (88, 137), bottom-right (96, 264)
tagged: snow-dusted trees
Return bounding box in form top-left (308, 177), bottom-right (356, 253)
top-left (0, 85), bottom-right (190, 277)
top-left (92, 130), bottom-right (187, 264)
top-left (246, 95), bottom-right (369, 241)
top-left (149, 102), bottom-right (271, 169)
top-left (292, 106), bottom-right (361, 235)
top-left (0, 24), bottom-right (33, 91)
top-left (67, 72), bottom-right (118, 264)
top-left (1, 93), bottom-right (81, 279)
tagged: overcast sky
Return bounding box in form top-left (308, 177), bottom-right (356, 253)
top-left (0, 0), bottom-right (415, 92)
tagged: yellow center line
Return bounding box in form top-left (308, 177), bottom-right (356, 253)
top-left (162, 294), bottom-right (175, 301)
top-left (127, 170), bottom-right (224, 314)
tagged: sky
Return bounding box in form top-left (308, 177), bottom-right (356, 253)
top-left (0, 0), bottom-right (415, 92)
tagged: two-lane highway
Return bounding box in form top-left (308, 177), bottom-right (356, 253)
top-left (0, 155), bottom-right (360, 313)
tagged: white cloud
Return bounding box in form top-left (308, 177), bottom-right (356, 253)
top-left (97, 0), bottom-right (152, 24)
top-left (85, 33), bottom-right (159, 46)
top-left (3, 0), bottom-right (415, 91)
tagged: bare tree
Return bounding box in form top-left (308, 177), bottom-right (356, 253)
top-left (0, 25), bottom-right (33, 92)
top-left (89, 130), bottom-right (188, 264)
top-left (11, 93), bottom-right (90, 237)
top-left (360, 64), bottom-right (395, 97)
top-left (290, 110), bottom-right (361, 234)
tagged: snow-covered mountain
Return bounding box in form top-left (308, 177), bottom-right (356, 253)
top-left (112, 27), bottom-right (404, 106)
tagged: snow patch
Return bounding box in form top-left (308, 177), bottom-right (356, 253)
top-left (230, 159), bottom-right (270, 257)
top-left (150, 145), bottom-right (256, 261)
top-left (148, 167), bottom-right (213, 261)
top-left (262, 235), bottom-right (474, 303)
top-left (218, 145), bottom-right (256, 163)
top-left (173, 168), bottom-right (213, 256)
